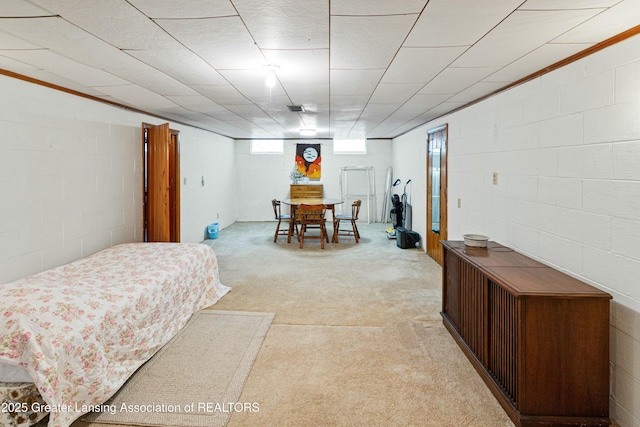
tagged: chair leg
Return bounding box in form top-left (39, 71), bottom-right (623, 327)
top-left (352, 219), bottom-right (359, 243)
top-left (274, 219), bottom-right (281, 242)
top-left (299, 224), bottom-right (305, 248)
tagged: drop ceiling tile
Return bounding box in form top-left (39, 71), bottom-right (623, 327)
top-left (552, 0), bottom-right (640, 43)
top-left (382, 47), bottom-right (467, 84)
top-left (0, 30), bottom-right (41, 49)
top-left (98, 84), bottom-right (178, 110)
top-left (31, 0), bottom-right (178, 50)
top-left (234, 0), bottom-right (328, 49)
top-left (400, 94), bottom-right (452, 111)
top-left (447, 81), bottom-right (506, 104)
top-left (1, 50), bottom-right (128, 87)
top-left (125, 49), bottom-right (228, 86)
top-left (331, 0), bottom-right (426, 16)
top-left (331, 15), bottom-right (417, 69)
top-left (370, 83), bottom-right (424, 104)
top-left (263, 49), bottom-right (329, 85)
top-left (286, 85), bottom-right (330, 109)
top-left (127, 0), bottom-right (236, 19)
top-left (165, 95), bottom-right (228, 113)
top-left (330, 70), bottom-right (385, 97)
top-left (484, 43), bottom-right (591, 83)
top-left (330, 95), bottom-right (369, 108)
top-left (0, 16), bottom-right (122, 69)
top-left (0, 0), bottom-right (53, 16)
top-left (419, 67), bottom-right (500, 95)
top-left (0, 53), bottom-right (39, 71)
top-left (190, 85), bottom-right (253, 105)
top-left (452, 9), bottom-right (603, 68)
top-left (519, 0), bottom-right (619, 9)
top-left (405, 0), bottom-right (523, 47)
top-left (156, 17), bottom-right (265, 70)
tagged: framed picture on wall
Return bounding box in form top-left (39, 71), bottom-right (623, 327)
top-left (295, 143), bottom-right (321, 179)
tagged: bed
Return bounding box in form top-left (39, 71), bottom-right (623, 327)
top-left (0, 242), bottom-right (230, 427)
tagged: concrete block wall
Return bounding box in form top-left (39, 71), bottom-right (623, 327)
top-left (234, 138), bottom-right (392, 222)
top-left (0, 74), bottom-right (236, 283)
top-left (393, 34), bottom-right (640, 426)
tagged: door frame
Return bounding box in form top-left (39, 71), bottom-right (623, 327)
top-left (426, 124), bottom-right (448, 265)
top-left (142, 122), bottom-right (180, 242)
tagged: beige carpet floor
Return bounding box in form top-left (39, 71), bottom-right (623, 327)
top-left (74, 221), bottom-right (514, 427)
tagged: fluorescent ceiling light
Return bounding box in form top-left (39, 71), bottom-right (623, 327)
top-left (299, 129), bottom-right (317, 137)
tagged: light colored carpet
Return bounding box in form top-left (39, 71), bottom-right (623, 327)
top-left (83, 310), bottom-right (274, 427)
top-left (76, 221), bottom-right (516, 427)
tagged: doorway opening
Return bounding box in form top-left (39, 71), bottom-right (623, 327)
top-left (142, 122), bottom-right (180, 242)
top-left (426, 125), bottom-right (447, 265)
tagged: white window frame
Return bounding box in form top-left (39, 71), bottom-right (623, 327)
top-left (251, 139), bottom-right (284, 154)
top-left (333, 139), bottom-right (367, 154)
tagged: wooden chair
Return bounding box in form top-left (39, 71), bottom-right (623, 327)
top-left (335, 199), bottom-right (361, 243)
top-left (272, 199), bottom-right (297, 243)
top-left (297, 204), bottom-right (328, 249)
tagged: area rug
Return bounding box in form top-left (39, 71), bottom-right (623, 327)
top-left (84, 310), bottom-right (275, 427)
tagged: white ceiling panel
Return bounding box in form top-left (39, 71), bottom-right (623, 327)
top-left (453, 9), bottom-right (604, 68)
top-left (552, 0), bottom-right (640, 43)
top-left (263, 49), bottom-right (329, 85)
top-left (419, 67), bottom-right (500, 96)
top-left (0, 0), bottom-right (637, 139)
top-left (0, 50), bottom-right (128, 87)
top-left (156, 17), bottom-right (265, 70)
top-left (0, 16), bottom-right (125, 69)
top-left (382, 47), bottom-right (467, 84)
top-left (370, 83), bottom-right (424, 104)
top-left (331, 0), bottom-right (425, 15)
top-left (97, 84), bottom-right (178, 110)
top-left (234, 0), bottom-right (328, 50)
top-left (127, 0), bottom-right (237, 19)
top-left (484, 43), bottom-right (591, 83)
top-left (520, 0), bottom-right (620, 9)
top-left (31, 0), bottom-right (177, 50)
top-left (447, 81), bottom-right (507, 104)
top-left (125, 49), bottom-right (228, 86)
top-left (405, 0), bottom-right (524, 47)
top-left (0, 0), bottom-right (52, 16)
top-left (331, 15), bottom-right (417, 69)
top-left (330, 70), bottom-right (384, 97)
top-left (400, 94), bottom-right (453, 112)
top-left (0, 30), bottom-right (40, 49)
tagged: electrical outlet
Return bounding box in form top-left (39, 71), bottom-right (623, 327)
top-left (492, 172), bottom-right (498, 185)
top-left (217, 212), bottom-right (220, 219)
top-left (457, 198), bottom-right (461, 208)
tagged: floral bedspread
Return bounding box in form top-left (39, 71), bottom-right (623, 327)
top-left (0, 243), bottom-right (230, 427)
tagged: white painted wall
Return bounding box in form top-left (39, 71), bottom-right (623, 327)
top-left (0, 74), bottom-right (235, 283)
top-left (393, 35), bottom-right (640, 426)
top-left (179, 130), bottom-right (236, 242)
top-left (235, 138), bottom-right (392, 222)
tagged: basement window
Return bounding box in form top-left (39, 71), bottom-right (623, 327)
top-left (333, 139), bottom-right (366, 154)
top-left (251, 139), bottom-right (283, 154)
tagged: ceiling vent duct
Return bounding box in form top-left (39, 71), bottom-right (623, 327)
top-left (287, 105), bottom-right (305, 112)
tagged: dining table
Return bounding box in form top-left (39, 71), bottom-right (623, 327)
top-left (282, 198), bottom-right (345, 243)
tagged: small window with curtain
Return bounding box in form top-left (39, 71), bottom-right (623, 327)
top-left (251, 139), bottom-right (284, 154)
top-left (333, 139), bottom-right (366, 154)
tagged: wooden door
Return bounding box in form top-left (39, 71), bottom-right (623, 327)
top-left (426, 125), bottom-right (448, 265)
top-left (143, 123), bottom-right (180, 242)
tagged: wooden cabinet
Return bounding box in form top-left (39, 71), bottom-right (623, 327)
top-left (290, 184), bottom-right (322, 199)
top-left (441, 240), bottom-right (611, 427)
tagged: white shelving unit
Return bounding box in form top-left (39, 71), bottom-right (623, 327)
top-left (339, 166), bottom-right (376, 223)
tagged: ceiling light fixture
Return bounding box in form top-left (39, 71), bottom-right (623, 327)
top-left (300, 129), bottom-right (317, 137)
top-left (263, 64), bottom-right (279, 88)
